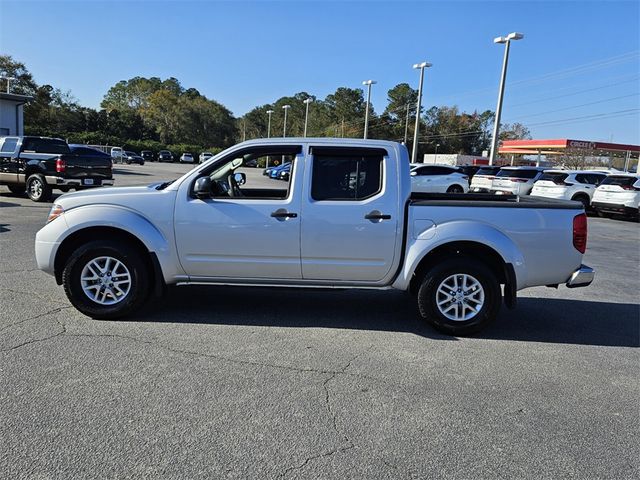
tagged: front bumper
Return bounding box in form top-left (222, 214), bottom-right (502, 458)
top-left (566, 264), bottom-right (595, 288)
top-left (45, 176), bottom-right (114, 188)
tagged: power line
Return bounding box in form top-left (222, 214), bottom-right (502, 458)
top-left (525, 109), bottom-right (640, 127)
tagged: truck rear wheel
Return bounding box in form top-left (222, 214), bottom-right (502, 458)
top-left (26, 174), bottom-right (52, 202)
top-left (62, 240), bottom-right (150, 319)
top-left (417, 257), bottom-right (501, 336)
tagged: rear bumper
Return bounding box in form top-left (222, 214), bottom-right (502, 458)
top-left (45, 176), bottom-right (114, 187)
top-left (592, 201), bottom-right (638, 215)
top-left (566, 264), bottom-right (595, 288)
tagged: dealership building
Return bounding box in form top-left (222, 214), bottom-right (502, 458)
top-left (0, 92), bottom-right (33, 136)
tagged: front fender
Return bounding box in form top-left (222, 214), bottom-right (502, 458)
top-left (392, 220), bottom-right (527, 290)
top-left (35, 204), bottom-right (181, 283)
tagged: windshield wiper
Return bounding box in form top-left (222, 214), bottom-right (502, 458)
top-left (155, 180), bottom-right (175, 190)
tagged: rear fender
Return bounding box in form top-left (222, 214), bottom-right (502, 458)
top-left (392, 220), bottom-right (526, 291)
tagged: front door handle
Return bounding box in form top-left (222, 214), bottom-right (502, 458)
top-left (271, 208), bottom-right (298, 220)
top-left (365, 210), bottom-right (391, 221)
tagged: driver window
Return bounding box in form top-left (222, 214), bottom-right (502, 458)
top-left (207, 147), bottom-right (300, 200)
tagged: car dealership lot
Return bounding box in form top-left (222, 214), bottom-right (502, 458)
top-left (1, 163), bottom-right (638, 479)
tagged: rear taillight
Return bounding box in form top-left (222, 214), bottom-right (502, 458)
top-left (573, 213), bottom-right (587, 254)
top-left (56, 158), bottom-right (66, 173)
top-left (620, 184), bottom-right (637, 191)
top-left (563, 181), bottom-right (575, 186)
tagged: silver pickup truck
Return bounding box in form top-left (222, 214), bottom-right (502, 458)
top-left (35, 138), bottom-right (594, 335)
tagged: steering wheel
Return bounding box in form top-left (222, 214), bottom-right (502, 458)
top-left (227, 173), bottom-right (244, 197)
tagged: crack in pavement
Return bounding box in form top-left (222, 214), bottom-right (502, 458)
top-left (279, 347), bottom-right (373, 479)
top-left (0, 312), bottom-right (68, 353)
top-left (0, 305), bottom-right (73, 335)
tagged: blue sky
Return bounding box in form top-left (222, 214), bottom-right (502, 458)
top-left (1, 0), bottom-right (639, 143)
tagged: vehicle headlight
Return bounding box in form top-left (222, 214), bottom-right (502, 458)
top-left (47, 204), bottom-right (65, 223)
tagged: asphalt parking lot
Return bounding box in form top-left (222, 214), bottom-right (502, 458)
top-left (1, 163), bottom-right (638, 479)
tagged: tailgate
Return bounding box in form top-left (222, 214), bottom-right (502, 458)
top-left (62, 154), bottom-right (112, 180)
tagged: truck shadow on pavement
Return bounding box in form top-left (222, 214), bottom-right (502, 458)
top-left (138, 286), bottom-right (639, 348)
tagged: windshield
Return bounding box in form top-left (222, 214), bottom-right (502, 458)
top-left (496, 169), bottom-right (539, 179)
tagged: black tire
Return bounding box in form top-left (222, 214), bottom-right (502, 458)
top-left (62, 240), bottom-right (150, 319)
top-left (572, 194), bottom-right (590, 210)
top-left (447, 185), bottom-right (464, 194)
top-left (417, 257), bottom-right (501, 336)
top-left (7, 185), bottom-right (25, 196)
top-left (26, 173), bottom-right (52, 202)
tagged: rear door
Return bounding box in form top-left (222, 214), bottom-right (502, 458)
top-left (0, 137), bottom-right (20, 183)
top-left (300, 146), bottom-right (399, 282)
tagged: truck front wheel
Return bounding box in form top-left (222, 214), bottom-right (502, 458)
top-left (26, 174), bottom-right (52, 202)
top-left (62, 240), bottom-right (150, 319)
top-left (417, 258), bottom-right (501, 336)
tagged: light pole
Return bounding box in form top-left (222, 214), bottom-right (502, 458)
top-left (1, 76), bottom-right (15, 93)
top-left (411, 62), bottom-right (432, 162)
top-left (282, 105), bottom-right (291, 137)
top-left (489, 32), bottom-right (524, 165)
top-left (266, 110), bottom-right (274, 138)
top-left (303, 98), bottom-right (313, 137)
top-left (362, 80), bottom-right (376, 139)
top-left (435, 143), bottom-right (440, 163)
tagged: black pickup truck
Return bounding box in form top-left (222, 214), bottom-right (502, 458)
top-left (0, 136), bottom-right (113, 202)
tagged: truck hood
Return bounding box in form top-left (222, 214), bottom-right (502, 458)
top-left (55, 183), bottom-right (170, 210)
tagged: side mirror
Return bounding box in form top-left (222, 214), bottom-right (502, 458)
top-left (234, 172), bottom-right (246, 185)
top-left (194, 177), bottom-right (212, 199)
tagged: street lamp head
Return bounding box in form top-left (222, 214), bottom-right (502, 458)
top-left (507, 32), bottom-right (524, 41)
top-left (493, 36), bottom-right (507, 44)
top-left (413, 62), bottom-right (432, 69)
top-left (303, 98), bottom-right (313, 104)
top-left (362, 80), bottom-right (377, 85)
top-left (266, 110), bottom-right (274, 114)
top-left (282, 105), bottom-right (290, 110)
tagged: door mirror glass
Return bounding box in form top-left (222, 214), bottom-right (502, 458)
top-left (194, 176), bottom-right (212, 198)
top-left (234, 172), bottom-right (246, 185)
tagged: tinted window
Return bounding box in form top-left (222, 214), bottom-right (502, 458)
top-left (413, 166), bottom-right (456, 176)
top-left (22, 138), bottom-right (70, 154)
top-left (539, 172), bottom-right (568, 184)
top-left (600, 176), bottom-right (637, 187)
top-left (586, 174), bottom-right (606, 185)
top-left (496, 169), bottom-right (540, 179)
top-left (312, 153), bottom-right (383, 201)
top-left (476, 167), bottom-right (500, 176)
top-left (1, 137), bottom-right (18, 153)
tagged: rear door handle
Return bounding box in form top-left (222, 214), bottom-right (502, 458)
top-left (365, 211), bottom-right (391, 221)
top-left (271, 208), bottom-right (298, 219)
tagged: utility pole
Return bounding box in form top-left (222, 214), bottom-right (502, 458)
top-left (282, 105), bottom-right (290, 137)
top-left (403, 103), bottom-right (410, 144)
top-left (303, 98), bottom-right (313, 137)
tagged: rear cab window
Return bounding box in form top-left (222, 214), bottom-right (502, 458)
top-left (21, 138), bottom-right (70, 154)
top-left (310, 147), bottom-right (385, 201)
top-left (0, 137), bottom-right (19, 153)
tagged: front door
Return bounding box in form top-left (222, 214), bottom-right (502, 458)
top-left (174, 145), bottom-right (304, 280)
top-left (300, 146), bottom-right (399, 283)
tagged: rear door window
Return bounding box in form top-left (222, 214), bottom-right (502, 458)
top-left (497, 169), bottom-right (540, 179)
top-left (311, 148), bottom-right (384, 201)
top-left (539, 172), bottom-right (568, 184)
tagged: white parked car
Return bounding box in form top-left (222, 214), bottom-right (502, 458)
top-left (410, 165), bottom-right (469, 193)
top-left (469, 166), bottom-right (501, 193)
top-left (531, 170), bottom-right (608, 209)
top-left (592, 174), bottom-right (640, 219)
top-left (110, 147), bottom-right (125, 164)
top-left (490, 166), bottom-right (546, 195)
top-left (199, 152), bottom-right (213, 164)
top-left (179, 153), bottom-right (195, 164)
